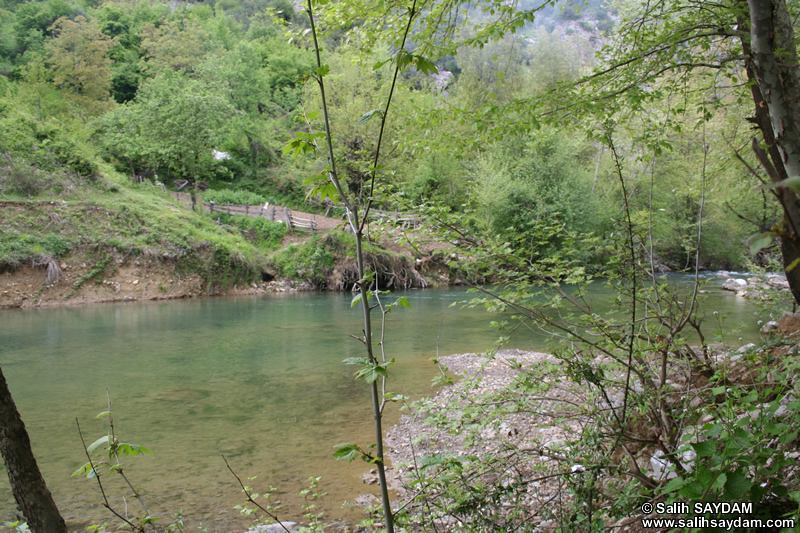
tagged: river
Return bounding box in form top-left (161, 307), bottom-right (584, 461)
top-left (0, 279), bottom-right (768, 531)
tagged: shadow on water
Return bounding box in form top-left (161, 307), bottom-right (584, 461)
top-left (0, 279), bottom-right (765, 531)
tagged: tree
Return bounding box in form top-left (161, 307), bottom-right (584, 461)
top-left (558, 0), bottom-right (800, 299)
top-left (115, 70), bottom-right (239, 207)
top-left (0, 366), bottom-right (67, 533)
top-left (737, 0), bottom-right (800, 302)
top-left (401, 0), bottom-right (800, 301)
top-left (45, 16), bottom-right (114, 99)
top-left (139, 18), bottom-right (213, 75)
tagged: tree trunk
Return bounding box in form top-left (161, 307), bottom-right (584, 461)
top-left (742, 0), bottom-right (800, 304)
top-left (0, 366), bottom-right (68, 533)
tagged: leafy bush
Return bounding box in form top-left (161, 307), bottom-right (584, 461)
top-left (269, 233), bottom-right (341, 288)
top-left (0, 155), bottom-right (46, 196)
top-left (210, 212), bottom-right (286, 250)
top-left (204, 188), bottom-right (267, 206)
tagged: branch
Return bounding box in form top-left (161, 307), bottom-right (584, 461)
top-left (76, 418), bottom-right (142, 532)
top-left (222, 455), bottom-right (291, 533)
top-left (105, 391), bottom-right (157, 533)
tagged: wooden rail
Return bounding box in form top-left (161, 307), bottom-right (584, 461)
top-left (206, 201), bottom-right (318, 234)
top-left (368, 208), bottom-right (421, 229)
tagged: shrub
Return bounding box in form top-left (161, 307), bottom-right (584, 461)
top-left (204, 188), bottom-right (266, 206)
top-left (211, 212), bottom-right (287, 250)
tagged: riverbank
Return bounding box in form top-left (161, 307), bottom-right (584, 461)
top-left (0, 247), bottom-right (448, 309)
top-left (0, 195), bottom-right (451, 309)
top-left (0, 256), bottom-right (309, 309)
top-left (383, 330), bottom-right (800, 531)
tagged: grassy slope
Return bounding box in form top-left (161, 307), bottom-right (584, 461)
top-left (0, 160), bottom-right (281, 304)
top-left (0, 162), bottom-right (425, 306)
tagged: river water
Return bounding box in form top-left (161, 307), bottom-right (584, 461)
top-left (0, 279), bottom-right (767, 531)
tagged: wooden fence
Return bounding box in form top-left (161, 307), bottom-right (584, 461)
top-left (368, 208), bottom-right (421, 229)
top-left (206, 201), bottom-right (318, 234)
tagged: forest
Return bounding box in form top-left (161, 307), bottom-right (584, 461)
top-left (0, 0), bottom-right (786, 273)
top-left (2, 0), bottom-right (800, 531)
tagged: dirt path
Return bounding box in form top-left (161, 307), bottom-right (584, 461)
top-left (172, 192), bottom-right (344, 231)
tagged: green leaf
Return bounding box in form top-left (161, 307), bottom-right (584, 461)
top-left (351, 293), bottom-right (363, 308)
top-left (395, 50), bottom-right (412, 69)
top-left (679, 479), bottom-right (705, 499)
top-left (316, 64), bottom-right (330, 77)
top-left (414, 56), bottom-right (438, 75)
top-left (748, 233), bottom-right (773, 255)
top-left (358, 109), bottom-right (384, 125)
top-left (116, 442), bottom-right (153, 456)
top-left (302, 172), bottom-right (328, 186)
top-left (691, 440), bottom-right (716, 458)
top-left (786, 257), bottom-right (800, 273)
top-left (396, 296), bottom-right (411, 308)
top-left (723, 470), bottom-right (752, 499)
top-left (662, 476), bottom-right (686, 493)
top-left (72, 462), bottom-right (99, 478)
top-left (354, 362), bottom-right (389, 383)
top-left (765, 175), bottom-right (800, 192)
top-left (333, 442), bottom-right (361, 462)
top-left (88, 435), bottom-right (110, 455)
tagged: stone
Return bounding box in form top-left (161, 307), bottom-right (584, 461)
top-left (721, 278), bottom-right (747, 292)
top-left (778, 311), bottom-right (800, 335)
top-left (768, 276), bottom-right (790, 290)
top-left (761, 321), bottom-right (779, 334)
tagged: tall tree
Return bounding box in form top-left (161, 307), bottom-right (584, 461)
top-left (116, 70), bottom-right (239, 207)
top-left (0, 366), bottom-right (67, 533)
top-left (139, 18), bottom-right (213, 74)
top-left (737, 0), bottom-right (800, 302)
top-left (45, 15), bottom-right (114, 99)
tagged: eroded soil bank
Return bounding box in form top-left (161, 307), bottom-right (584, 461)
top-left (0, 258), bottom-right (264, 309)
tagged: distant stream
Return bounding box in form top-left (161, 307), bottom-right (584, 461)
top-left (0, 279), bottom-right (766, 531)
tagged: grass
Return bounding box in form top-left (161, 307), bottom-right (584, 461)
top-left (269, 231), bottom-right (407, 288)
top-left (0, 174), bottom-right (270, 290)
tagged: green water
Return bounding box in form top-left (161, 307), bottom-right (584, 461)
top-left (0, 282), bottom-right (764, 531)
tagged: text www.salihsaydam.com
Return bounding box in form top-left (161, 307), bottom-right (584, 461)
top-left (641, 516), bottom-right (796, 530)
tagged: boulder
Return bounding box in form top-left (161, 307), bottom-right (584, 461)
top-left (761, 321), bottom-right (779, 335)
top-left (768, 276), bottom-right (791, 290)
top-left (721, 278), bottom-right (747, 292)
top-left (778, 311), bottom-right (800, 335)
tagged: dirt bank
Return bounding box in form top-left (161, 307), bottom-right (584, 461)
top-left (0, 257), bottom-right (278, 309)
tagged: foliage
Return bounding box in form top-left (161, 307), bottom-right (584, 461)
top-left (74, 398), bottom-right (189, 533)
top-left (473, 128), bottom-right (604, 252)
top-left (661, 351), bottom-right (800, 514)
top-left (269, 233), bottom-right (339, 287)
top-left (208, 212), bottom-right (287, 250)
top-left (45, 16), bottom-right (114, 100)
top-left (109, 70), bottom-right (239, 183)
top-left (204, 188), bottom-right (266, 206)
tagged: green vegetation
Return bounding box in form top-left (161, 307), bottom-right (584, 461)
top-left (0, 183), bottom-right (269, 292)
top-left (2, 0), bottom-right (800, 530)
top-left (203, 188), bottom-right (267, 206)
